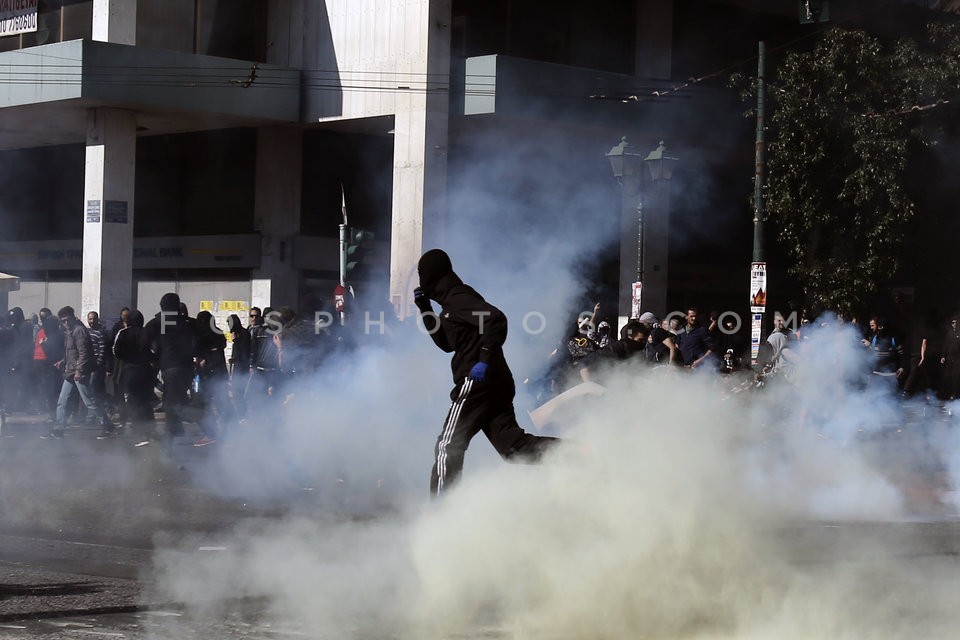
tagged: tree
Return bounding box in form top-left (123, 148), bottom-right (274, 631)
top-left (748, 24), bottom-right (960, 316)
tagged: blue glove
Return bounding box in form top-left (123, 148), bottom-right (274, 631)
top-left (469, 362), bottom-right (488, 382)
top-left (413, 287), bottom-right (432, 312)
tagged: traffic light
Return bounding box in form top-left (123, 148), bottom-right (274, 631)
top-left (345, 227), bottom-right (375, 281)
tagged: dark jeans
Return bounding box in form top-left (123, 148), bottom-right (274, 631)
top-left (34, 361), bottom-right (62, 418)
top-left (903, 357), bottom-right (935, 397)
top-left (123, 365), bottom-right (157, 436)
top-left (198, 374), bottom-right (235, 438)
top-left (1, 364), bottom-right (27, 413)
top-left (941, 359), bottom-right (960, 400)
top-left (161, 366), bottom-right (193, 436)
top-left (244, 368), bottom-right (279, 416)
top-left (78, 365), bottom-right (108, 421)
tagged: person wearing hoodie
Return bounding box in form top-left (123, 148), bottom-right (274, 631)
top-left (413, 248), bottom-right (560, 497)
top-left (144, 292), bottom-right (197, 443)
top-left (193, 310), bottom-right (232, 446)
top-left (577, 320), bottom-right (650, 383)
top-left (112, 310), bottom-right (158, 443)
top-left (4, 307), bottom-right (35, 413)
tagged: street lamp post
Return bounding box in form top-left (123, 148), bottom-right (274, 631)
top-left (606, 138), bottom-right (678, 323)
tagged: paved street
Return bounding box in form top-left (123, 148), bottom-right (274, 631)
top-left (0, 412), bottom-right (349, 639)
top-left (2, 404), bottom-right (960, 639)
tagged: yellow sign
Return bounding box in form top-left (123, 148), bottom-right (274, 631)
top-left (218, 300), bottom-right (248, 312)
top-left (199, 300), bottom-right (214, 311)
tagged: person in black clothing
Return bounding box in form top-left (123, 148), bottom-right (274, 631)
top-left (4, 307), bottom-right (35, 413)
top-left (112, 310), bottom-right (158, 443)
top-left (861, 316), bottom-right (905, 393)
top-left (247, 306), bottom-right (281, 407)
top-left (144, 292), bottom-right (197, 443)
top-left (194, 311), bottom-right (232, 446)
top-left (677, 307), bottom-right (717, 369)
top-left (109, 307), bottom-right (130, 345)
top-left (109, 308), bottom-right (132, 426)
top-left (939, 317), bottom-right (960, 400)
top-left (638, 313), bottom-right (678, 366)
top-left (414, 249), bottom-right (560, 497)
top-left (578, 320), bottom-right (650, 383)
top-left (83, 311), bottom-right (110, 424)
top-left (226, 314), bottom-right (250, 379)
top-left (715, 315), bottom-right (746, 373)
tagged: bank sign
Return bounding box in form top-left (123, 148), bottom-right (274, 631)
top-left (0, 0), bottom-right (38, 37)
top-left (0, 235), bottom-right (261, 270)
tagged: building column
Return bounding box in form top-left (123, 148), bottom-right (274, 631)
top-left (252, 127), bottom-right (302, 311)
top-left (388, 0), bottom-right (451, 320)
top-left (635, 0), bottom-right (672, 79)
top-left (92, 0), bottom-right (136, 44)
top-left (643, 179), bottom-right (671, 318)
top-left (82, 108), bottom-right (136, 319)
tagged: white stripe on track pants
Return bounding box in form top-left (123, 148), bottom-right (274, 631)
top-left (430, 378), bottom-right (559, 496)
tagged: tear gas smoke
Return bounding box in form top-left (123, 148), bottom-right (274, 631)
top-left (151, 319), bottom-right (960, 639)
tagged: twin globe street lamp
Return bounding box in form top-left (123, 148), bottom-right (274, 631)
top-left (606, 137), bottom-right (678, 320)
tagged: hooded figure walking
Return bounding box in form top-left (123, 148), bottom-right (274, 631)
top-left (414, 249), bottom-right (560, 497)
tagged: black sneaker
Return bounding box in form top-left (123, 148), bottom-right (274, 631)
top-left (41, 431), bottom-right (64, 440)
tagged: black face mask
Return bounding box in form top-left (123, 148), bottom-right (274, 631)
top-left (417, 249), bottom-right (453, 297)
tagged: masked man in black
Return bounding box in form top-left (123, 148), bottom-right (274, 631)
top-left (414, 249), bottom-right (560, 497)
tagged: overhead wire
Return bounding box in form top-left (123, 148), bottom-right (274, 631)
top-left (0, 0), bottom-right (953, 108)
top-left (592, 0), bottom-right (907, 104)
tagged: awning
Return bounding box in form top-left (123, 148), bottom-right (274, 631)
top-left (0, 272), bottom-right (20, 293)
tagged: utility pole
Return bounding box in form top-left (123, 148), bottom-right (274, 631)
top-left (337, 185), bottom-right (348, 326)
top-left (749, 41), bottom-right (768, 366)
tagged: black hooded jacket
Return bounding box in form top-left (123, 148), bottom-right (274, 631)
top-left (418, 250), bottom-right (512, 386)
top-left (144, 311), bottom-right (196, 371)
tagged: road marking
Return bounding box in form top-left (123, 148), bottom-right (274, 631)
top-left (198, 546), bottom-right (228, 551)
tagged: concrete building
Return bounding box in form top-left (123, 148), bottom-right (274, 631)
top-left (0, 1), bottom-right (951, 329)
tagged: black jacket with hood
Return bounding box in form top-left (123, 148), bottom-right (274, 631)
top-left (144, 293), bottom-right (197, 371)
top-left (417, 249), bottom-right (513, 386)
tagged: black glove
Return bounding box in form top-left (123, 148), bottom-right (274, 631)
top-left (414, 287), bottom-right (432, 312)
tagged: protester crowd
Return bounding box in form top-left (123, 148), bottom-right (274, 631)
top-left (0, 292), bottom-right (339, 446)
top-left (0, 290), bottom-right (956, 446)
top-left (538, 302), bottom-right (960, 407)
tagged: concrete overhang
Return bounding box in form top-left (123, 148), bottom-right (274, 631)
top-left (0, 39), bottom-right (300, 150)
top-left (0, 272), bottom-right (20, 293)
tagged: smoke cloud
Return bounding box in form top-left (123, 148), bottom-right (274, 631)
top-left (148, 315), bottom-right (960, 639)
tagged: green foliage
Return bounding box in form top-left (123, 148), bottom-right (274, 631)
top-left (751, 24), bottom-right (960, 315)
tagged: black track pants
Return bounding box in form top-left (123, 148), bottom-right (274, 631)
top-left (430, 378), bottom-right (560, 496)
